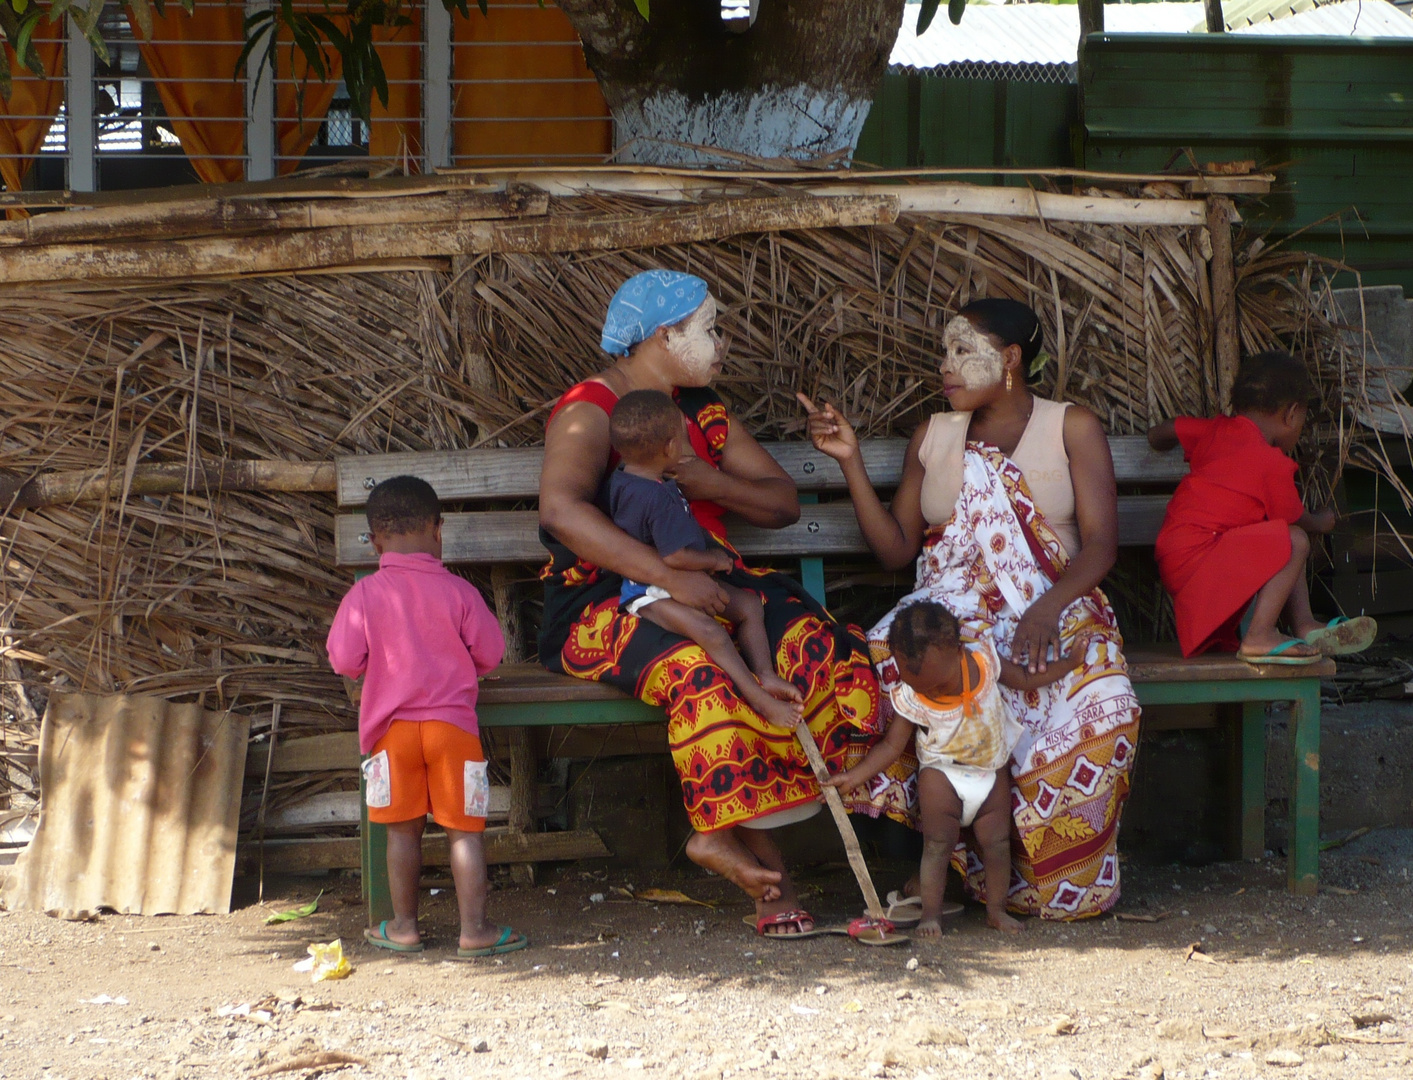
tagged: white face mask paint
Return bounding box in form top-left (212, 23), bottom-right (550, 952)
top-left (665, 296), bottom-right (722, 385)
top-left (943, 316), bottom-right (1006, 392)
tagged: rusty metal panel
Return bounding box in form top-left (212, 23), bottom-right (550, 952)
top-left (0, 693), bottom-right (248, 916)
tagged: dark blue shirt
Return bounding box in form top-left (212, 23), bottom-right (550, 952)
top-left (607, 468), bottom-right (708, 557)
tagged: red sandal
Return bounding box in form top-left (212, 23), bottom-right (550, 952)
top-left (754, 909), bottom-right (823, 939)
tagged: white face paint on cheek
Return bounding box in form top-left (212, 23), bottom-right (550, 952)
top-left (943, 317), bottom-right (1005, 392)
top-left (665, 297), bottom-right (720, 383)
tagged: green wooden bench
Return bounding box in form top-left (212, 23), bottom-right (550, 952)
top-left (335, 435), bottom-right (1331, 920)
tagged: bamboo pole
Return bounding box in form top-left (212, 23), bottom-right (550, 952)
top-left (0, 195), bottom-right (900, 285)
top-left (0, 190), bottom-right (548, 248)
top-left (0, 460), bottom-right (336, 511)
top-left (1207, 195), bottom-right (1241, 409)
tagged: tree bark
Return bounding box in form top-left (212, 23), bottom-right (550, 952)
top-left (558, 0), bottom-right (906, 166)
top-left (1204, 0), bottom-right (1226, 33)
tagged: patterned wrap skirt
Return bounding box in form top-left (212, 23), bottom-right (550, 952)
top-left (845, 444), bottom-right (1142, 920)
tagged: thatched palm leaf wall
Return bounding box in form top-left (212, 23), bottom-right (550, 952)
top-left (0, 184), bottom-right (1370, 811)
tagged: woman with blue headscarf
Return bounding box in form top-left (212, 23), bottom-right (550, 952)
top-left (538, 271), bottom-right (881, 938)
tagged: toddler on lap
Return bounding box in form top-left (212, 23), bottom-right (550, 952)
top-left (608, 389), bottom-right (804, 729)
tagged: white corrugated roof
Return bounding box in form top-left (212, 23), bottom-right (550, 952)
top-left (1234, 0), bottom-right (1413, 34)
top-left (891, 0), bottom-right (1413, 70)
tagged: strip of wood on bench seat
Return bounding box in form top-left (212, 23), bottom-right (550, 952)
top-left (335, 496), bottom-right (1173, 567)
top-left (336, 436), bottom-right (1186, 505)
top-left (1126, 643), bottom-right (1336, 682)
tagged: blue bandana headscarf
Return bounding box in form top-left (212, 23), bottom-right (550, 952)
top-left (600, 270), bottom-right (709, 357)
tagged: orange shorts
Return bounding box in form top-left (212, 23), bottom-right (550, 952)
top-left (361, 720), bottom-right (488, 832)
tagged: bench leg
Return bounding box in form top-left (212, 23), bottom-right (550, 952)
top-left (360, 761), bottom-right (393, 926)
top-left (1240, 701), bottom-right (1267, 861)
top-left (1288, 681), bottom-right (1321, 896)
top-left (508, 727), bottom-right (537, 886)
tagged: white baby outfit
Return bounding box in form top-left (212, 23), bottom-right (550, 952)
top-left (889, 637), bottom-right (1022, 826)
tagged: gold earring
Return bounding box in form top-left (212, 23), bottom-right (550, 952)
top-left (1005, 371), bottom-right (1013, 392)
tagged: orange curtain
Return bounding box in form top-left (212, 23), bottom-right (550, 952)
top-left (451, 0), bottom-right (610, 166)
top-left (0, 21), bottom-right (66, 194)
top-left (132, 4), bottom-right (341, 183)
top-left (133, 5), bottom-right (247, 183)
top-left (369, 11), bottom-right (422, 167)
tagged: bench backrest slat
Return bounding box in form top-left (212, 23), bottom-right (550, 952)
top-left (336, 435), bottom-right (1185, 506)
top-left (335, 496), bottom-right (1174, 568)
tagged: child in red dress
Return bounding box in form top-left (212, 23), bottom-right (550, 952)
top-left (1149, 350), bottom-right (1375, 662)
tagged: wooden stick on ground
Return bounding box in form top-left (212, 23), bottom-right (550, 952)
top-left (792, 724), bottom-right (886, 921)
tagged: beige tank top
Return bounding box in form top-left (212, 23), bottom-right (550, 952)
top-left (916, 397), bottom-right (1080, 558)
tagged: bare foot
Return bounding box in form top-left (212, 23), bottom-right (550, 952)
top-left (757, 671), bottom-right (803, 704)
top-left (686, 830), bottom-right (783, 902)
top-left (914, 917), bottom-right (942, 938)
top-left (987, 910), bottom-right (1024, 935)
top-left (459, 919), bottom-right (514, 952)
top-left (1238, 629), bottom-right (1317, 659)
top-left (753, 693), bottom-right (805, 729)
top-left (371, 917), bottom-right (421, 948)
top-left (755, 898), bottom-right (814, 935)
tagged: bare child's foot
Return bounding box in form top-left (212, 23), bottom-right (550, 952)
top-left (915, 917), bottom-right (942, 938)
top-left (685, 831), bottom-right (783, 902)
top-left (751, 691), bottom-right (805, 729)
top-left (757, 671), bottom-right (803, 704)
top-left (987, 909), bottom-right (1024, 935)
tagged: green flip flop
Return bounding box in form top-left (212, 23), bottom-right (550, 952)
top-left (363, 920), bottom-right (424, 953)
top-left (1304, 615), bottom-right (1378, 656)
top-left (456, 926), bottom-right (529, 959)
top-left (1237, 637), bottom-right (1322, 666)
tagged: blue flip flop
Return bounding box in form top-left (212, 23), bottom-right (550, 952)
top-left (1237, 637), bottom-right (1321, 666)
top-left (456, 926), bottom-right (529, 959)
top-left (1304, 615), bottom-right (1377, 656)
top-left (363, 920), bottom-right (424, 953)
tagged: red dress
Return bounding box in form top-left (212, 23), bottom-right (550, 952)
top-left (1154, 415), bottom-right (1306, 657)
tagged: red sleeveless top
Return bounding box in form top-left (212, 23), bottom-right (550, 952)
top-left (547, 379), bottom-right (730, 543)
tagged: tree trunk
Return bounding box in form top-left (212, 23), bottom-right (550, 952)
top-left (558, 0), bottom-right (906, 166)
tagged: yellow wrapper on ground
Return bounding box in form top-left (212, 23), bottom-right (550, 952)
top-left (294, 939), bottom-right (352, 983)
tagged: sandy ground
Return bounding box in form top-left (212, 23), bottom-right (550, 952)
top-left (1, 830), bottom-right (1411, 1080)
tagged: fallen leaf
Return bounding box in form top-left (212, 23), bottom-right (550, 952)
top-left (254, 1052), bottom-right (367, 1076)
top-left (1350, 1013), bottom-right (1395, 1028)
top-left (1335, 1031), bottom-right (1406, 1045)
top-left (1319, 826), bottom-right (1373, 852)
top-left (265, 892), bottom-right (323, 925)
top-left (1025, 1015), bottom-right (1077, 1036)
top-left (1184, 942), bottom-right (1220, 965)
top-left (842, 1000), bottom-right (863, 1013)
top-left (632, 888), bottom-right (717, 909)
top-left (1116, 910), bottom-right (1172, 923)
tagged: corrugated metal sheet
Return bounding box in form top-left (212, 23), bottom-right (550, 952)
top-left (1236, 0), bottom-right (1413, 34)
top-left (0, 693), bottom-right (248, 917)
top-left (890, 0), bottom-right (1412, 72)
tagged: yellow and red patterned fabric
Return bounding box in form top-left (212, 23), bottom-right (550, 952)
top-left (846, 444), bottom-right (1141, 920)
top-left (539, 383), bottom-right (880, 832)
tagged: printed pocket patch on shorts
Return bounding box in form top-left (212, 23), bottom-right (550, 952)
top-left (362, 750), bottom-right (391, 809)
top-left (464, 759), bottom-right (490, 818)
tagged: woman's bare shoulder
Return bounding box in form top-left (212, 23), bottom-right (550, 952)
top-left (1060, 403), bottom-right (1110, 450)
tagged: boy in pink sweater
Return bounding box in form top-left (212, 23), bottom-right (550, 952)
top-left (327, 476), bottom-right (525, 958)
